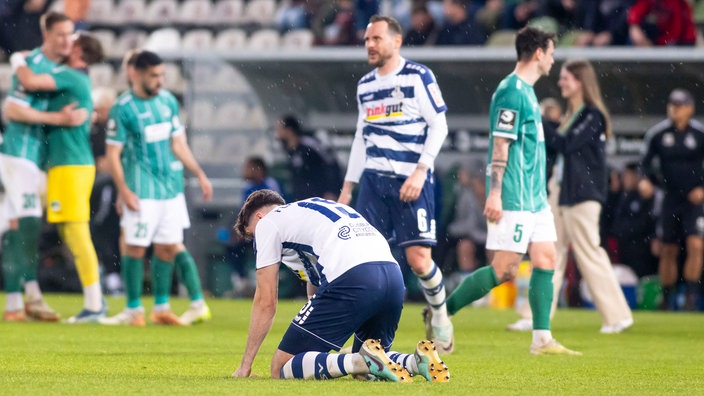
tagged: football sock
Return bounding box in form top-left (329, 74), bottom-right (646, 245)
top-left (58, 222), bottom-right (103, 310)
top-left (388, 351), bottom-right (418, 374)
top-left (18, 217), bottom-right (41, 283)
top-left (686, 281), bottom-right (700, 295)
top-left (151, 256), bottom-right (174, 306)
top-left (418, 262), bottom-right (450, 327)
top-left (122, 256), bottom-right (144, 309)
top-left (446, 265), bottom-right (500, 315)
top-left (530, 268), bottom-right (554, 331)
top-left (174, 251), bottom-right (204, 302)
top-left (24, 281), bottom-right (42, 303)
top-left (5, 292), bottom-right (23, 312)
top-left (280, 352), bottom-right (364, 380)
top-left (1, 230), bottom-right (24, 293)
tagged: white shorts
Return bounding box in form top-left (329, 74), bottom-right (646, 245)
top-left (0, 154), bottom-right (46, 220)
top-left (175, 193), bottom-right (191, 229)
top-left (486, 208), bottom-right (557, 254)
top-left (121, 197), bottom-right (184, 247)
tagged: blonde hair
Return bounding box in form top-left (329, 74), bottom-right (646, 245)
top-left (561, 59), bottom-right (612, 139)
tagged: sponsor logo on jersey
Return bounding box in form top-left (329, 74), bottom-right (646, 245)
top-left (496, 109), bottom-right (517, 131)
top-left (144, 122), bottom-right (172, 142)
top-left (365, 102), bottom-right (403, 121)
top-left (50, 200), bottom-right (61, 213)
top-left (106, 119), bottom-right (116, 137)
top-left (391, 85), bottom-right (405, 99)
top-left (427, 83), bottom-right (445, 108)
top-left (338, 225), bottom-right (351, 240)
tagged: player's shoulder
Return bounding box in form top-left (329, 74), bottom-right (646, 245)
top-left (358, 70), bottom-right (376, 86)
top-left (688, 119), bottom-right (704, 135)
top-left (644, 119), bottom-right (672, 140)
top-left (112, 91), bottom-right (135, 112)
top-left (398, 60), bottom-right (436, 83)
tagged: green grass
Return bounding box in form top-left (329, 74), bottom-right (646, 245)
top-left (1, 294), bottom-right (703, 395)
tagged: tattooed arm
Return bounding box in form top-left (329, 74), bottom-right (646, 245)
top-left (484, 136), bottom-right (511, 222)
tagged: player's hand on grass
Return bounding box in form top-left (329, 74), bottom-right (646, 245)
top-left (232, 366), bottom-right (252, 378)
top-left (687, 186), bottom-right (704, 205)
top-left (399, 168), bottom-right (426, 202)
top-left (59, 103), bottom-right (88, 126)
top-left (484, 191), bottom-right (502, 222)
top-left (198, 173), bottom-right (213, 202)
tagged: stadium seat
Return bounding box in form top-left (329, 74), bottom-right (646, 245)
top-left (113, 29), bottom-right (149, 58)
top-left (89, 64), bottom-right (116, 88)
top-left (189, 99), bottom-right (217, 128)
top-left (211, 0), bottom-right (245, 25)
top-left (90, 29), bottom-right (116, 53)
top-left (178, 0), bottom-right (214, 25)
top-left (527, 16), bottom-right (559, 34)
top-left (247, 29), bottom-right (280, 51)
top-left (559, 30), bottom-right (581, 47)
top-left (243, 0), bottom-right (277, 25)
top-left (144, 28), bottom-right (182, 52)
top-left (145, 0), bottom-right (179, 26)
top-left (215, 101), bottom-right (248, 128)
top-left (163, 62), bottom-right (185, 94)
top-left (211, 65), bottom-right (250, 92)
top-left (246, 106), bottom-right (267, 129)
top-left (87, 0), bottom-right (115, 24)
top-left (486, 30), bottom-right (517, 47)
top-left (182, 29), bottom-right (214, 51)
top-left (281, 29), bottom-right (314, 49)
top-left (214, 28), bottom-right (247, 52)
top-left (0, 64), bottom-right (13, 93)
top-left (115, 0), bottom-right (147, 25)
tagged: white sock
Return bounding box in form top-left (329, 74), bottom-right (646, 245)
top-left (388, 351), bottom-right (418, 374)
top-left (190, 299), bottom-right (204, 309)
top-left (418, 262), bottom-right (450, 327)
top-left (532, 330), bottom-right (553, 346)
top-left (24, 280), bottom-right (43, 302)
top-left (84, 282), bottom-right (103, 311)
top-left (153, 303), bottom-right (170, 312)
top-left (6, 292), bottom-right (23, 311)
top-left (280, 352), bottom-right (363, 379)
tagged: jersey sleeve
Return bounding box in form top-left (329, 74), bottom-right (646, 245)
top-left (106, 104), bottom-right (128, 146)
top-left (253, 218), bottom-right (282, 270)
top-left (51, 68), bottom-right (75, 91)
top-left (168, 94), bottom-right (185, 137)
top-left (416, 67), bottom-right (447, 121)
top-left (490, 88), bottom-right (522, 140)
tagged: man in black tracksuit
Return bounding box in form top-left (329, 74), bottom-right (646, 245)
top-left (640, 89), bottom-right (704, 310)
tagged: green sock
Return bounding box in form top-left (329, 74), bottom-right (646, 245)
top-left (175, 251), bottom-right (203, 302)
top-left (18, 217), bottom-right (41, 282)
top-left (122, 256), bottom-right (144, 309)
top-left (529, 268), bottom-right (555, 331)
top-left (2, 230), bottom-right (25, 293)
top-left (151, 256), bottom-right (174, 306)
top-left (446, 266), bottom-right (500, 315)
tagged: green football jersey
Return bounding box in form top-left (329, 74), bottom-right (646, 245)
top-left (486, 73), bottom-right (547, 212)
top-left (45, 66), bottom-right (95, 168)
top-left (1, 48), bottom-right (56, 166)
top-left (106, 90), bottom-right (184, 200)
top-left (171, 160), bottom-right (185, 194)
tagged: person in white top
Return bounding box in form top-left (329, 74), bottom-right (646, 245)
top-left (231, 190), bottom-right (450, 383)
top-left (338, 14), bottom-right (454, 354)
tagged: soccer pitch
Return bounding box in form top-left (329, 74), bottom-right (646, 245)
top-left (1, 294), bottom-right (702, 395)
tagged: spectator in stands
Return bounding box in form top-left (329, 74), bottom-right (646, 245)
top-left (318, 0), bottom-right (357, 45)
top-left (627, 0), bottom-right (696, 46)
top-left (356, 0), bottom-right (381, 41)
top-left (404, 4), bottom-right (438, 46)
top-left (573, 0), bottom-right (632, 46)
top-left (446, 162), bottom-right (487, 275)
top-left (64, 0), bottom-right (90, 30)
top-left (275, 0), bottom-right (311, 33)
top-left (275, 114), bottom-right (342, 200)
top-left (538, 0), bottom-right (579, 33)
top-left (0, 0), bottom-right (49, 55)
top-left (436, 0), bottom-right (488, 45)
top-left (640, 88), bottom-right (704, 310)
top-left (474, 0), bottom-right (504, 36)
top-left (500, 0), bottom-right (539, 30)
top-left (610, 163), bottom-right (658, 278)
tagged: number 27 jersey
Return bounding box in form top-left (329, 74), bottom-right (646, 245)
top-left (253, 198), bottom-right (397, 286)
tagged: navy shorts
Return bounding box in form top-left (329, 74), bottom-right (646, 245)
top-left (356, 171), bottom-right (436, 247)
top-left (278, 261), bottom-right (405, 354)
top-left (657, 193), bottom-right (704, 243)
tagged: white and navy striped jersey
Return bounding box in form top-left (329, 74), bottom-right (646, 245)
top-left (253, 197), bottom-right (397, 286)
top-left (346, 58), bottom-right (448, 180)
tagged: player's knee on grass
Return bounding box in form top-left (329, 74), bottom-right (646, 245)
top-left (271, 349), bottom-right (294, 379)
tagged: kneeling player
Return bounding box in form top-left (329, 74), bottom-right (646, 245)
top-left (231, 190), bottom-right (449, 382)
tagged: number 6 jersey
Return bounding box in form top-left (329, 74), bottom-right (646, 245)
top-left (253, 197), bottom-right (397, 286)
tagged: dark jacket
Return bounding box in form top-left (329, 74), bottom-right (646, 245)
top-left (544, 106), bottom-right (608, 206)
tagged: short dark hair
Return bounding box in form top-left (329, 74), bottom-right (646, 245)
top-left (624, 162), bottom-right (640, 173)
top-left (125, 49), bottom-right (142, 67)
top-left (41, 12), bottom-right (72, 32)
top-left (280, 114), bottom-right (302, 136)
top-left (246, 157), bottom-right (267, 173)
top-left (515, 27), bottom-right (555, 62)
top-left (75, 33), bottom-right (105, 65)
top-left (234, 189), bottom-right (285, 240)
top-left (133, 50), bottom-right (163, 71)
top-left (369, 15), bottom-right (403, 36)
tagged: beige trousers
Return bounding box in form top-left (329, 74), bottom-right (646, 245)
top-left (517, 186), bottom-right (632, 326)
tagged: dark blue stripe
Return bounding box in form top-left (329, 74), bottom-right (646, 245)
top-left (291, 353), bottom-right (305, 379)
top-left (363, 125), bottom-right (427, 144)
top-left (420, 264), bottom-right (438, 281)
top-left (282, 242), bottom-right (322, 287)
top-left (366, 146), bottom-right (420, 163)
top-left (358, 86), bottom-right (415, 104)
top-left (297, 201), bottom-right (341, 222)
top-left (423, 280), bottom-right (446, 297)
top-left (315, 353), bottom-right (332, 379)
top-left (371, 117), bottom-right (425, 127)
top-left (403, 354), bottom-right (410, 368)
top-left (337, 354), bottom-right (347, 376)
